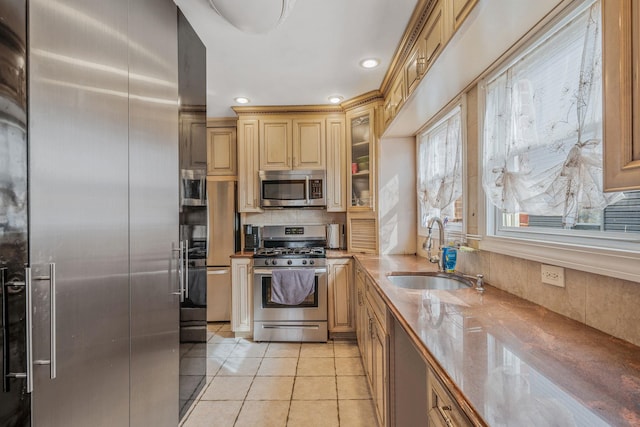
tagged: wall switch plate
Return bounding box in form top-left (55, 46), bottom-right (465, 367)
top-left (541, 264), bottom-right (565, 287)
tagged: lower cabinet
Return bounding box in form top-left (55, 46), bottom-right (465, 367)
top-left (328, 258), bottom-right (355, 336)
top-left (231, 257), bottom-right (252, 336)
top-left (370, 307), bottom-right (387, 427)
top-left (355, 260), bottom-right (388, 427)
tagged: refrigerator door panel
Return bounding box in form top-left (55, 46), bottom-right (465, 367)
top-left (128, 0), bottom-right (179, 426)
top-left (207, 267), bottom-right (231, 322)
top-left (0, 0), bottom-right (30, 425)
top-left (29, 0), bottom-right (131, 425)
top-left (207, 181), bottom-right (237, 266)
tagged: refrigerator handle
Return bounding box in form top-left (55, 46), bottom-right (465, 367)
top-left (184, 240), bottom-right (189, 300)
top-left (1, 268), bottom-right (33, 392)
top-left (1, 267), bottom-right (9, 392)
top-left (49, 263), bottom-right (56, 380)
top-left (32, 263), bottom-right (56, 380)
top-left (25, 267), bottom-right (33, 393)
top-left (173, 241), bottom-right (185, 301)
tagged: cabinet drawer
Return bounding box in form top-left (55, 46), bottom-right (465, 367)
top-left (428, 370), bottom-right (472, 427)
top-left (365, 277), bottom-right (387, 331)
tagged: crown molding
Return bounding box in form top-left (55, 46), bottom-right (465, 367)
top-left (206, 117), bottom-right (237, 127)
top-left (232, 104), bottom-right (344, 116)
top-left (340, 90), bottom-right (384, 111)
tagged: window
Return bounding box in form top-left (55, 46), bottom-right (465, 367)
top-left (417, 103), bottom-right (464, 241)
top-left (480, 0), bottom-right (640, 281)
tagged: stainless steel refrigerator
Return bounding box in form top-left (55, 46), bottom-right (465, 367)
top-left (1, 0), bottom-right (181, 426)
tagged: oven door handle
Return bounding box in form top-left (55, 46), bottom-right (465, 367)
top-left (253, 268), bottom-right (327, 275)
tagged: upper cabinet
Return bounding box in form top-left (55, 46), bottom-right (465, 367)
top-left (381, 0), bottom-right (478, 131)
top-left (233, 106), bottom-right (345, 212)
top-left (237, 119), bottom-right (262, 212)
top-left (259, 117), bottom-right (326, 171)
top-left (293, 118), bottom-right (326, 170)
top-left (347, 105), bottom-right (376, 211)
top-left (326, 117), bottom-right (347, 212)
top-left (451, 0), bottom-right (478, 31)
top-left (344, 97), bottom-right (381, 254)
top-left (603, 0), bottom-right (640, 191)
top-left (179, 108), bottom-right (207, 170)
top-left (259, 119), bottom-right (292, 170)
top-left (206, 118), bottom-right (237, 176)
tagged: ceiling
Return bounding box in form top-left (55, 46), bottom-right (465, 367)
top-left (174, 0), bottom-right (419, 118)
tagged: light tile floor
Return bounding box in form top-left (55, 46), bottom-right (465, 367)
top-left (180, 323), bottom-right (378, 427)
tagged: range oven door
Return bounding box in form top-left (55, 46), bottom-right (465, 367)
top-left (253, 267), bottom-right (328, 342)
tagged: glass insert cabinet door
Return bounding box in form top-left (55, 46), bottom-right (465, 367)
top-left (347, 108), bottom-right (375, 209)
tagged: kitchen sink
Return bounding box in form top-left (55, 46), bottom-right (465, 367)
top-left (386, 272), bottom-right (472, 290)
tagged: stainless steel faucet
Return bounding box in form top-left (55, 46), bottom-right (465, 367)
top-left (424, 216), bottom-right (445, 272)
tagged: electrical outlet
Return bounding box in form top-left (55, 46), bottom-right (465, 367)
top-left (541, 264), bottom-right (565, 287)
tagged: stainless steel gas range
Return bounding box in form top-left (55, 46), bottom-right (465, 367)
top-left (253, 225), bottom-right (328, 342)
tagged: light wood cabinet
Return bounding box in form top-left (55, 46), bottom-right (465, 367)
top-left (259, 118), bottom-right (326, 171)
top-left (420, 0), bottom-right (449, 77)
top-left (260, 119), bottom-right (292, 170)
top-left (603, 0), bottom-right (640, 191)
top-left (355, 263), bottom-right (368, 360)
top-left (404, 43), bottom-right (425, 99)
top-left (326, 117), bottom-right (347, 212)
top-left (206, 127), bottom-right (237, 176)
top-left (355, 260), bottom-right (388, 427)
top-left (231, 257), bottom-right (252, 336)
top-left (346, 103), bottom-right (379, 253)
top-left (383, 74), bottom-right (406, 127)
top-left (179, 109), bottom-right (207, 170)
top-left (346, 105), bottom-right (376, 212)
top-left (293, 118), bottom-right (325, 170)
top-left (450, 0), bottom-right (478, 31)
top-left (371, 314), bottom-right (387, 427)
top-left (348, 211), bottom-right (378, 254)
top-left (363, 273), bottom-right (388, 427)
top-left (327, 258), bottom-right (355, 335)
top-left (237, 119), bottom-right (262, 212)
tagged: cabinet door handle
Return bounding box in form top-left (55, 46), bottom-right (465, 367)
top-left (438, 404), bottom-right (455, 427)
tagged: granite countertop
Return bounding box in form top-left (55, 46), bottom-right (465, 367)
top-left (354, 254), bottom-right (640, 427)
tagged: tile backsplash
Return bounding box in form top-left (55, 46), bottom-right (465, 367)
top-left (243, 210), bottom-right (345, 227)
top-left (453, 249), bottom-right (640, 347)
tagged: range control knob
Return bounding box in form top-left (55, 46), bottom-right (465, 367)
top-left (287, 260), bottom-right (293, 265)
top-left (310, 260), bottom-right (315, 265)
top-left (302, 260), bottom-right (307, 265)
top-left (272, 260), bottom-right (278, 266)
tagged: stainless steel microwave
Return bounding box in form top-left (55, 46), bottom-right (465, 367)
top-left (259, 170), bottom-right (326, 208)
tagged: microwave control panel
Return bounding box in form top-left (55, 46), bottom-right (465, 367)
top-left (309, 179), bottom-right (323, 199)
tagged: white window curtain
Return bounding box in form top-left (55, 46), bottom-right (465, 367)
top-left (418, 105), bottom-right (462, 229)
top-left (482, 0), bottom-right (622, 228)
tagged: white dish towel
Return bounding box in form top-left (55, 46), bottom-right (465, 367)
top-left (271, 269), bottom-right (315, 305)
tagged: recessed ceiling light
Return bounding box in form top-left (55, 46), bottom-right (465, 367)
top-left (359, 58), bottom-right (380, 69)
top-left (328, 95), bottom-right (343, 104)
top-left (234, 97), bottom-right (250, 104)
